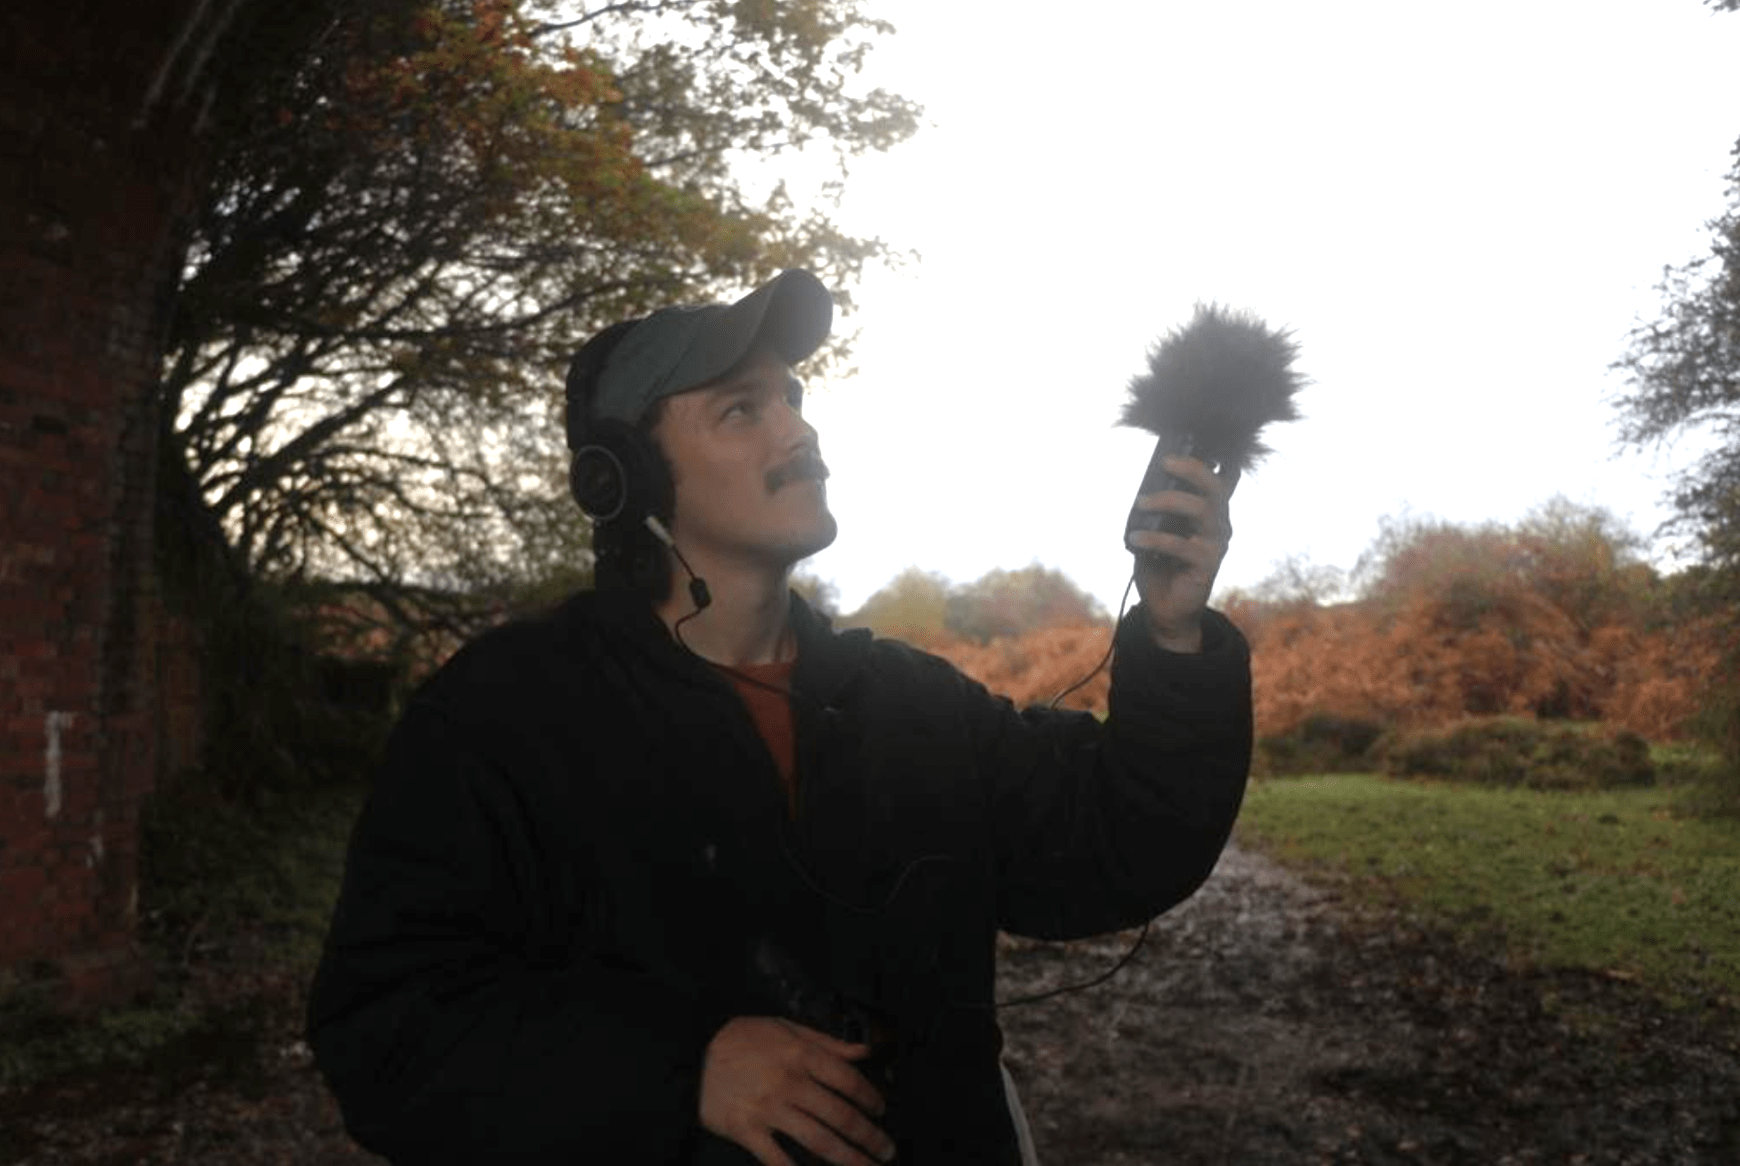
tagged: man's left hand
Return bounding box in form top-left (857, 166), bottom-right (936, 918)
top-left (1126, 455), bottom-right (1238, 652)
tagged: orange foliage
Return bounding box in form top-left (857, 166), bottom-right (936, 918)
top-left (1601, 619), bottom-right (1730, 741)
top-left (1208, 508), bottom-right (1729, 744)
top-left (921, 624), bottom-right (1115, 715)
top-left (1222, 599), bottom-right (1411, 734)
top-left (1224, 594), bottom-right (1725, 744)
top-left (867, 508), bottom-right (1727, 746)
top-left (918, 583), bottom-right (1722, 747)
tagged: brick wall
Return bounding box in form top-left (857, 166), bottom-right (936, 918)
top-left (1, 0), bottom-right (355, 1011)
top-left (0, 0), bottom-right (250, 1009)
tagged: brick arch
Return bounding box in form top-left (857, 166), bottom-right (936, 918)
top-left (0, 0), bottom-right (339, 1008)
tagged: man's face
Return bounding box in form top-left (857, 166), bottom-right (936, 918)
top-left (653, 345), bottom-right (838, 569)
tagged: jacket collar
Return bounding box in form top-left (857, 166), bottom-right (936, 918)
top-left (561, 585), bottom-right (874, 706)
top-left (788, 590), bottom-right (874, 710)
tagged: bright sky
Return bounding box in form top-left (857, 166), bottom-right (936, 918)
top-left (795, 0), bottom-right (1740, 617)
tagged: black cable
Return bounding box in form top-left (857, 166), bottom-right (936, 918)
top-left (987, 919), bottom-right (1152, 1010)
top-left (1047, 574), bottom-right (1136, 709)
top-left (993, 573), bottom-right (1155, 1008)
top-left (657, 537), bottom-right (962, 919)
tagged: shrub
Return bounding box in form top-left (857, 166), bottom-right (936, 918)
top-left (1652, 741), bottom-right (1728, 787)
top-left (1681, 676), bottom-right (1740, 815)
top-left (1601, 618), bottom-right (1727, 741)
top-left (0, 996), bottom-right (200, 1087)
top-left (1381, 717), bottom-right (1655, 791)
top-left (139, 779), bottom-right (363, 971)
top-left (1300, 711), bottom-right (1387, 757)
top-left (1257, 712), bottom-right (1387, 776)
top-left (927, 624), bottom-right (1113, 714)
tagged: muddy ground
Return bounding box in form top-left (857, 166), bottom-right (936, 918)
top-left (996, 844), bottom-right (1740, 1165)
top-left (3, 842), bottom-right (1736, 1164)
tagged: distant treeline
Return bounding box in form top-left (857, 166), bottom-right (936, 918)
top-left (847, 499), bottom-right (1733, 739)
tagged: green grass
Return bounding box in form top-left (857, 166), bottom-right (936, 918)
top-left (139, 780), bottom-right (366, 970)
top-left (0, 1001), bottom-right (204, 1086)
top-left (1235, 773), bottom-right (1740, 1007)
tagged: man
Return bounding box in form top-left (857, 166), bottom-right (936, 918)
top-left (308, 269), bottom-right (1252, 1165)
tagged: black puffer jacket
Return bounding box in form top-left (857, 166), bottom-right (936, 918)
top-left (308, 589), bottom-right (1252, 1164)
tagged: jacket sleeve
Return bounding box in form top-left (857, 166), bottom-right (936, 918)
top-left (307, 700), bottom-right (730, 1164)
top-left (979, 605), bottom-right (1253, 940)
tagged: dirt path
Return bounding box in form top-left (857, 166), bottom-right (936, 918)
top-left (3, 841), bottom-right (1737, 1164)
top-left (996, 841), bottom-right (1740, 1164)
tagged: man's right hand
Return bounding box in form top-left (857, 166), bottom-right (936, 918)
top-left (699, 1016), bottom-right (895, 1166)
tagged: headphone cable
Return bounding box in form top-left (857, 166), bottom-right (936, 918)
top-left (650, 516), bottom-right (1155, 1008)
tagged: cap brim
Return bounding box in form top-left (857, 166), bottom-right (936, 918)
top-left (595, 269), bottom-right (834, 424)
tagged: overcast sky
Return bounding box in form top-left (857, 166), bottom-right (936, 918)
top-left (791, 0), bottom-right (1740, 616)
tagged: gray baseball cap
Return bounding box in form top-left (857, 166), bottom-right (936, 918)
top-left (584, 269), bottom-right (834, 425)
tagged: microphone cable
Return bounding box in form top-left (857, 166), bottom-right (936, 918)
top-left (1046, 574), bottom-right (1135, 710)
top-left (645, 517), bottom-right (960, 920)
top-left (988, 573), bottom-right (1154, 1009)
top-left (645, 515), bottom-right (1155, 1009)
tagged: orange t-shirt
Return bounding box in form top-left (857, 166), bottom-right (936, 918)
top-left (725, 660), bottom-right (798, 813)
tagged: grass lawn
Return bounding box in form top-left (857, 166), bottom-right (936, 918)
top-left (1234, 773), bottom-right (1740, 1008)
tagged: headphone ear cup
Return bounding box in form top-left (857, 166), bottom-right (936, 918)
top-left (569, 419), bottom-right (668, 527)
top-left (570, 442), bottom-right (628, 521)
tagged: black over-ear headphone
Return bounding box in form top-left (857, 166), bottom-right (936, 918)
top-left (564, 319), bottom-right (673, 528)
top-left (568, 416), bottom-right (671, 525)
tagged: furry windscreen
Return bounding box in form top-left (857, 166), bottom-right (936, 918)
top-left (1120, 303), bottom-right (1304, 472)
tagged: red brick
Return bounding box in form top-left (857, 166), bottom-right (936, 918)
top-left (0, 0), bottom-right (219, 1010)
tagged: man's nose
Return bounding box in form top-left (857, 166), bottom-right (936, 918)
top-left (777, 399), bottom-right (820, 452)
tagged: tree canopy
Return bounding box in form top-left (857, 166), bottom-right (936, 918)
top-left (1352, 499), bottom-right (1650, 633)
top-left (845, 563), bottom-right (1107, 645)
top-left (942, 564), bottom-right (1107, 644)
top-left (1221, 502), bottom-right (1721, 742)
top-left (845, 566), bottom-right (953, 641)
top-left (1611, 8), bottom-right (1739, 771)
top-left (1611, 131), bottom-right (1738, 604)
top-left (162, 0), bottom-right (919, 623)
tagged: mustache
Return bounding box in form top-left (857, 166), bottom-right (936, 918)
top-left (766, 453), bottom-right (830, 492)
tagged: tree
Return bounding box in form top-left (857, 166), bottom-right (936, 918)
top-left (844, 567), bottom-right (952, 642)
top-left (843, 563), bottom-right (1112, 710)
top-left (1612, 42), bottom-right (1740, 782)
top-left (844, 563), bottom-right (1108, 645)
top-left (1509, 496), bottom-right (1651, 632)
top-left (942, 563), bottom-right (1107, 644)
top-left (1355, 502), bottom-right (1656, 720)
top-left (928, 626), bottom-right (1113, 714)
top-left (1611, 128), bottom-right (1739, 597)
top-left (1352, 500), bottom-right (1646, 622)
top-left (1219, 551), bottom-right (1348, 612)
top-left (162, 0), bottom-right (919, 628)
top-left (1223, 504), bottom-right (1715, 738)
top-left (790, 569), bottom-right (840, 619)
